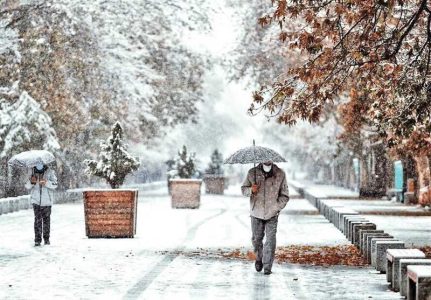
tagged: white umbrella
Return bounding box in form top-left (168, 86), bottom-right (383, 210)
top-left (8, 150), bottom-right (56, 168)
top-left (224, 140), bottom-right (286, 184)
top-left (223, 140), bottom-right (286, 165)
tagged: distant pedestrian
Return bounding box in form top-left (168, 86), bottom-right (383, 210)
top-left (241, 160), bottom-right (289, 275)
top-left (25, 163), bottom-right (57, 246)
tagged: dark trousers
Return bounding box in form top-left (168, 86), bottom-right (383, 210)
top-left (251, 215), bottom-right (278, 271)
top-left (33, 204), bottom-right (51, 243)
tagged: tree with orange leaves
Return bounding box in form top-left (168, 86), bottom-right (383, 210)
top-left (251, 0), bottom-right (431, 155)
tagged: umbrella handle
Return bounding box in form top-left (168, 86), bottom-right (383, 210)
top-left (253, 140), bottom-right (256, 184)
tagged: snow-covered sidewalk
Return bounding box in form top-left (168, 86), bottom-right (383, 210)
top-left (0, 186), bottom-right (400, 299)
top-left (292, 180), bottom-right (431, 248)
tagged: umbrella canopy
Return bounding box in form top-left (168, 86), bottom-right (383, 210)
top-left (8, 150), bottom-right (56, 168)
top-left (224, 142), bottom-right (286, 165)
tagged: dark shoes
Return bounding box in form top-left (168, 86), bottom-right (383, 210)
top-left (34, 240), bottom-right (49, 246)
top-left (255, 260), bottom-right (263, 272)
top-left (255, 261), bottom-right (272, 275)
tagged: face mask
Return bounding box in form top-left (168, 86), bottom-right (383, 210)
top-left (263, 164), bottom-right (272, 172)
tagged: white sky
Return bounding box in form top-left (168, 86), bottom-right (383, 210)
top-left (183, 2), bottom-right (238, 55)
top-left (138, 1), bottom-right (275, 166)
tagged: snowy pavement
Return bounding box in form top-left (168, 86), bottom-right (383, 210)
top-left (302, 195), bottom-right (431, 247)
top-left (0, 185), bottom-right (402, 299)
top-left (291, 180), bottom-right (360, 199)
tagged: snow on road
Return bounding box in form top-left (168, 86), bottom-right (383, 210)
top-left (0, 186), bottom-right (399, 299)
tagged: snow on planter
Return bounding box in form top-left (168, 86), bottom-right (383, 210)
top-left (169, 145), bottom-right (202, 209)
top-left (83, 122), bottom-right (140, 238)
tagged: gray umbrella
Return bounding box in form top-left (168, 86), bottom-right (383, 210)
top-left (8, 150), bottom-right (56, 168)
top-left (224, 141), bottom-right (286, 165)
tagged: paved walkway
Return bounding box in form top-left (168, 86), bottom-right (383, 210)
top-left (0, 186), bottom-right (401, 299)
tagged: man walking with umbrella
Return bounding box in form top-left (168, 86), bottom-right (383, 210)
top-left (241, 160), bottom-right (289, 274)
top-left (225, 142), bottom-right (290, 275)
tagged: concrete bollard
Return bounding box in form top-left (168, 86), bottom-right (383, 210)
top-left (336, 210), bottom-right (358, 231)
top-left (328, 206), bottom-right (345, 225)
top-left (360, 231), bottom-right (385, 254)
top-left (358, 229), bottom-right (382, 251)
top-left (386, 249), bottom-right (425, 292)
top-left (352, 223), bottom-right (376, 246)
top-left (399, 259), bottom-right (431, 297)
top-left (372, 241), bottom-right (405, 272)
top-left (348, 220), bottom-right (369, 241)
top-left (369, 237), bottom-right (396, 265)
top-left (407, 265), bottom-right (431, 300)
top-left (343, 216), bottom-right (367, 236)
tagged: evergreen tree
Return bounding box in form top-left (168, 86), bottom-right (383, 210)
top-left (165, 159), bottom-right (176, 172)
top-left (206, 149), bottom-right (224, 176)
top-left (165, 158), bottom-right (177, 181)
top-left (85, 122), bottom-right (140, 189)
top-left (176, 145), bottom-right (196, 179)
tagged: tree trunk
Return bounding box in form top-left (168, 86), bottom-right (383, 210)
top-left (414, 156), bottom-right (430, 206)
top-left (359, 145), bottom-right (387, 197)
top-left (359, 156), bottom-right (369, 196)
top-left (373, 145), bottom-right (388, 196)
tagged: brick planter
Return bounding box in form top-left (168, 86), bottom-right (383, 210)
top-left (83, 189), bottom-right (138, 238)
top-left (203, 176), bottom-right (225, 195)
top-left (170, 179), bottom-right (202, 209)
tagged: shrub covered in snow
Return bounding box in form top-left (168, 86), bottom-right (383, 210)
top-left (175, 145), bottom-right (196, 179)
top-left (0, 89), bottom-right (60, 159)
top-left (85, 122), bottom-right (140, 189)
top-left (205, 149), bottom-right (224, 176)
top-left (165, 158), bottom-right (177, 180)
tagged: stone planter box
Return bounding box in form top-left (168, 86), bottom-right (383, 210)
top-left (83, 189), bottom-right (138, 238)
top-left (203, 175), bottom-right (225, 195)
top-left (170, 179), bottom-right (202, 209)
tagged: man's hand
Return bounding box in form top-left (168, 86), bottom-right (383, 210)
top-left (30, 176), bottom-right (37, 185)
top-left (39, 179), bottom-right (47, 186)
top-left (251, 184), bottom-right (259, 194)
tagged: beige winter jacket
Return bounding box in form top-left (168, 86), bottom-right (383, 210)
top-left (241, 164), bottom-right (289, 220)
